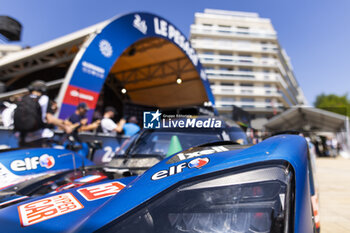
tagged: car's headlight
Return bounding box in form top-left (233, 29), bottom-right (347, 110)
top-left (100, 164), bottom-right (293, 233)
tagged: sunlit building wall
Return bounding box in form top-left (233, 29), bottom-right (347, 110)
top-left (190, 9), bottom-right (306, 128)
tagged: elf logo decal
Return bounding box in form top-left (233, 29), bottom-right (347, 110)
top-left (188, 158), bottom-right (209, 169)
top-left (151, 158), bottom-right (209, 180)
top-left (18, 193), bottom-right (83, 227)
top-left (10, 154), bottom-right (55, 172)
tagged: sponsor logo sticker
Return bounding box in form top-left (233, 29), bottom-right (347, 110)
top-left (77, 181), bottom-right (125, 201)
top-left (188, 157), bottom-right (209, 169)
top-left (39, 154), bottom-right (55, 169)
top-left (18, 193), bottom-right (83, 227)
top-left (11, 154), bottom-right (55, 172)
top-left (151, 158), bottom-right (209, 180)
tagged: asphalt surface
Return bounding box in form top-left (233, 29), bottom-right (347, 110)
top-left (316, 157), bottom-right (350, 232)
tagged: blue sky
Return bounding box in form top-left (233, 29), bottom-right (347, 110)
top-left (1, 0), bottom-right (349, 104)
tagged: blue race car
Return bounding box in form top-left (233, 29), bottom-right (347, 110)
top-left (0, 134), bottom-right (319, 233)
top-left (0, 136), bottom-right (100, 190)
top-left (0, 117), bottom-right (248, 207)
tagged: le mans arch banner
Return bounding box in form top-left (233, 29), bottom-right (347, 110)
top-left (57, 12), bottom-right (215, 121)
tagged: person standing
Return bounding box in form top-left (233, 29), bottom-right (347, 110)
top-left (65, 102), bottom-right (100, 132)
top-left (14, 80), bottom-right (71, 147)
top-left (123, 116), bottom-right (140, 137)
top-left (100, 106), bottom-right (125, 136)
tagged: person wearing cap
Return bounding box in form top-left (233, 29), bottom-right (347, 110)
top-left (101, 106), bottom-right (126, 136)
top-left (16, 80), bottom-right (72, 147)
top-left (65, 102), bottom-right (100, 132)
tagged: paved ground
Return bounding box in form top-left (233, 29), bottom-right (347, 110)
top-left (316, 157), bottom-right (350, 232)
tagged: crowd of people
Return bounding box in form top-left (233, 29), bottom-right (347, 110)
top-left (0, 80), bottom-right (140, 147)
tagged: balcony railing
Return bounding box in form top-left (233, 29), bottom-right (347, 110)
top-left (210, 85), bottom-right (281, 97)
top-left (190, 25), bottom-right (277, 40)
top-left (215, 100), bottom-right (284, 109)
top-left (205, 70), bottom-right (281, 82)
top-left (198, 54), bottom-right (279, 67)
top-left (191, 39), bottom-right (279, 53)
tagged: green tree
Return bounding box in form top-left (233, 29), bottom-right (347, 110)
top-left (314, 93), bottom-right (350, 117)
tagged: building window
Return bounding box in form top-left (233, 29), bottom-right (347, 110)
top-left (238, 53), bottom-right (252, 57)
top-left (219, 52), bottom-right (232, 56)
top-left (237, 26), bottom-right (249, 30)
top-left (264, 84), bottom-right (271, 88)
top-left (265, 98), bottom-right (271, 103)
top-left (240, 83), bottom-right (253, 87)
top-left (239, 68), bottom-right (253, 72)
top-left (242, 105), bottom-right (255, 108)
top-left (221, 82), bottom-right (234, 86)
top-left (241, 98), bottom-right (255, 102)
top-left (221, 97), bottom-right (235, 102)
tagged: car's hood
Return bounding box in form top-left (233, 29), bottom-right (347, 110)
top-left (0, 135), bottom-right (313, 233)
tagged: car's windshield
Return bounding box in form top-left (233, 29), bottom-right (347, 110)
top-left (127, 127), bottom-right (247, 158)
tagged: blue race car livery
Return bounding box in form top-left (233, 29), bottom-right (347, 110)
top-left (0, 135), bottom-right (317, 233)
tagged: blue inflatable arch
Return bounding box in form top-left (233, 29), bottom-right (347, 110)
top-left (57, 12), bottom-right (215, 120)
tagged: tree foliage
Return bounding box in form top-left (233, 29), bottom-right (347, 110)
top-left (314, 93), bottom-right (350, 117)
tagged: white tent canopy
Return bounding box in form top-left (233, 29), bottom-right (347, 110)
top-left (264, 106), bottom-right (348, 133)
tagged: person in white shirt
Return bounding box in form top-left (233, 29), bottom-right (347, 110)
top-left (1, 101), bottom-right (17, 128)
top-left (101, 106), bottom-right (125, 136)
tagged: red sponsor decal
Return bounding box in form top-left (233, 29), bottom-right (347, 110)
top-left (62, 85), bottom-right (99, 109)
top-left (18, 193), bottom-right (83, 227)
top-left (77, 181), bottom-right (125, 201)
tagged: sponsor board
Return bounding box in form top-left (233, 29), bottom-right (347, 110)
top-left (77, 181), bottom-right (125, 201)
top-left (18, 193), bottom-right (83, 227)
top-left (62, 85), bottom-right (99, 109)
top-left (10, 154), bottom-right (55, 172)
top-left (153, 17), bottom-right (198, 66)
top-left (81, 61), bottom-right (105, 78)
top-left (58, 13), bottom-right (215, 121)
top-left (151, 158), bottom-right (209, 180)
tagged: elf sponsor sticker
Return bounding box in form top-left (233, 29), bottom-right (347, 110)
top-left (18, 193), bottom-right (83, 227)
top-left (77, 181), bottom-right (125, 201)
